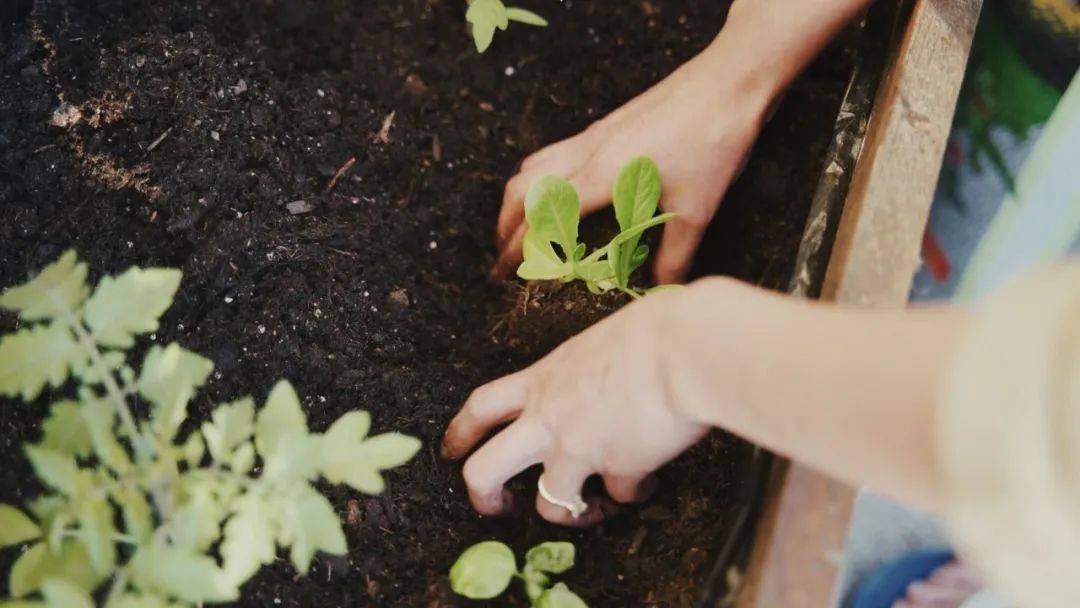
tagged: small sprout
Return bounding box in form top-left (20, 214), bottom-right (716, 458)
top-left (466, 0), bottom-right (548, 53)
top-left (0, 252), bottom-right (422, 606)
top-left (517, 156), bottom-right (677, 298)
top-left (450, 540), bottom-right (587, 606)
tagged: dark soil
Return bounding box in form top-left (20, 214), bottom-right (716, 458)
top-left (0, 0), bottom-right (855, 606)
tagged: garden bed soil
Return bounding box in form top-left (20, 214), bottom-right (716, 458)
top-left (0, 1), bottom-right (855, 605)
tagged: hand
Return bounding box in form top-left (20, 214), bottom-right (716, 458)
top-left (441, 288), bottom-right (710, 526)
top-left (492, 43), bottom-right (770, 284)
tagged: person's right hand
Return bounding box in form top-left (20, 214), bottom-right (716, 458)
top-left (492, 42), bottom-right (773, 284)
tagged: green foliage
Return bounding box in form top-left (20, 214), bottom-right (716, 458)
top-left (0, 252), bottom-right (422, 607)
top-left (450, 541), bottom-right (587, 606)
top-left (466, 0), bottom-right (547, 52)
top-left (517, 156), bottom-right (677, 299)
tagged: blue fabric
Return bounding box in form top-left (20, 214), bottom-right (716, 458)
top-left (844, 549), bottom-right (955, 608)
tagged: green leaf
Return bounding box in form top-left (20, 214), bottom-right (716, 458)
top-left (180, 432), bottom-right (204, 466)
top-left (138, 343), bottom-right (213, 443)
top-left (524, 175), bottom-right (581, 258)
top-left (129, 545), bottom-right (238, 604)
top-left (610, 157), bottom-right (663, 286)
top-left (9, 541), bottom-right (103, 598)
top-left (201, 398), bottom-right (255, 463)
top-left (0, 600), bottom-right (47, 607)
top-left (0, 251), bottom-right (89, 322)
top-left (276, 485), bottom-right (346, 574)
top-left (449, 541), bottom-right (517, 600)
top-left (39, 401), bottom-right (93, 459)
top-left (41, 578), bottom-right (93, 608)
top-left (80, 399), bottom-right (132, 474)
top-left (537, 582), bottom-right (589, 608)
top-left (0, 504), bottom-right (41, 548)
top-left (321, 413), bottom-right (420, 495)
top-left (612, 157), bottom-right (662, 232)
top-left (523, 566), bottom-right (550, 603)
top-left (169, 488), bottom-right (222, 552)
top-left (518, 231), bottom-right (573, 281)
top-left (83, 266), bottom-right (181, 348)
top-left (506, 7), bottom-right (548, 26)
top-left (466, 0), bottom-right (508, 52)
top-left (24, 447), bottom-right (78, 495)
top-left (112, 487), bottom-right (153, 544)
top-left (221, 495), bottom-right (277, 585)
top-left (0, 323), bottom-right (81, 401)
top-left (255, 380), bottom-right (308, 459)
top-left (230, 442), bottom-right (255, 474)
top-left (525, 541), bottom-right (575, 574)
top-left (109, 593), bottom-right (185, 608)
top-left (76, 495), bottom-right (117, 574)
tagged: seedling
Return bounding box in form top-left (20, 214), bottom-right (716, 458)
top-left (466, 0), bottom-right (547, 53)
top-left (0, 252), bottom-right (421, 607)
top-left (450, 541), bottom-right (587, 607)
top-left (517, 156), bottom-right (676, 299)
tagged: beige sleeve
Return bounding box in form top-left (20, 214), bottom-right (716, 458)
top-left (937, 260), bottom-right (1080, 608)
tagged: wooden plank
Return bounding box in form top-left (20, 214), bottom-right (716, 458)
top-left (735, 0), bottom-right (982, 606)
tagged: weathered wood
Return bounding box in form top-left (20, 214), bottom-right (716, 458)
top-left (735, 0), bottom-right (982, 605)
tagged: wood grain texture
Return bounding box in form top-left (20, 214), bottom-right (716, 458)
top-left (735, 0), bottom-right (982, 606)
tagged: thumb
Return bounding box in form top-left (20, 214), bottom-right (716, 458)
top-left (653, 212), bottom-right (708, 284)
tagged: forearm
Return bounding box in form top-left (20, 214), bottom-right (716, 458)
top-left (661, 278), bottom-right (966, 510)
top-left (701, 0), bottom-right (875, 109)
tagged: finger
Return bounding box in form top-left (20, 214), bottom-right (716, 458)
top-left (442, 370), bottom-right (531, 460)
top-left (653, 209), bottom-right (710, 284)
top-left (536, 454), bottom-right (613, 527)
top-left (462, 418), bottom-right (550, 516)
top-left (496, 171), bottom-right (537, 249)
top-left (904, 581), bottom-right (973, 607)
top-left (927, 562), bottom-right (980, 590)
top-left (602, 473), bottom-right (658, 504)
top-left (490, 223), bottom-right (526, 282)
top-left (566, 164), bottom-right (616, 216)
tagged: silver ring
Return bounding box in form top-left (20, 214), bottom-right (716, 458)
top-left (537, 476), bottom-right (588, 519)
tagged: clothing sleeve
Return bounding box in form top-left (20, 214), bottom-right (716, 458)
top-left (937, 259), bottom-right (1080, 608)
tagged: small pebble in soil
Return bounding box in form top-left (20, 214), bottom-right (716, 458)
top-left (504, 66), bottom-right (515, 76)
top-left (210, 130), bottom-right (220, 141)
top-left (224, 296), bottom-right (233, 303)
top-left (428, 240), bottom-right (437, 250)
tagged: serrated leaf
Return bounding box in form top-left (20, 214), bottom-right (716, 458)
top-left (0, 504), bottom-right (41, 548)
top-left (255, 381), bottom-right (308, 459)
top-left (83, 267), bottom-right (181, 348)
top-left (40, 401), bottom-right (93, 459)
top-left (169, 488), bottom-right (222, 552)
top-left (201, 398), bottom-right (255, 463)
top-left (506, 7), bottom-right (547, 26)
top-left (129, 545), bottom-right (238, 604)
top-left (537, 582), bottom-right (589, 608)
top-left (0, 323), bottom-right (81, 401)
top-left (221, 495), bottom-right (277, 585)
top-left (80, 399), bottom-right (132, 474)
top-left (525, 541), bottom-right (575, 574)
top-left (181, 432), bottom-right (204, 466)
top-left (518, 231), bottom-right (573, 281)
top-left (41, 578), bottom-right (93, 608)
top-left (76, 495), bottom-right (116, 574)
top-left (525, 175), bottom-right (581, 258)
top-left (321, 414), bottom-right (419, 495)
top-left (276, 485), bottom-right (346, 574)
top-left (138, 343), bottom-right (213, 443)
top-left (9, 541), bottom-right (103, 598)
top-left (109, 593), bottom-right (185, 608)
top-left (466, 0), bottom-right (508, 52)
top-left (112, 487), bottom-right (153, 544)
top-left (0, 251), bottom-right (89, 322)
top-left (449, 541), bottom-right (517, 600)
top-left (25, 447), bottom-right (78, 495)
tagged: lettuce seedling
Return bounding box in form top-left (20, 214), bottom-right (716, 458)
top-left (450, 541), bottom-right (587, 607)
top-left (517, 156), bottom-right (676, 299)
top-left (0, 252), bottom-right (421, 607)
top-left (467, 0), bottom-right (547, 53)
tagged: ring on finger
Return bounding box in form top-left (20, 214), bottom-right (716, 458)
top-left (537, 476), bottom-right (588, 519)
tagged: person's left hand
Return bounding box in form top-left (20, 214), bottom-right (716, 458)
top-left (440, 288), bottom-right (711, 526)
